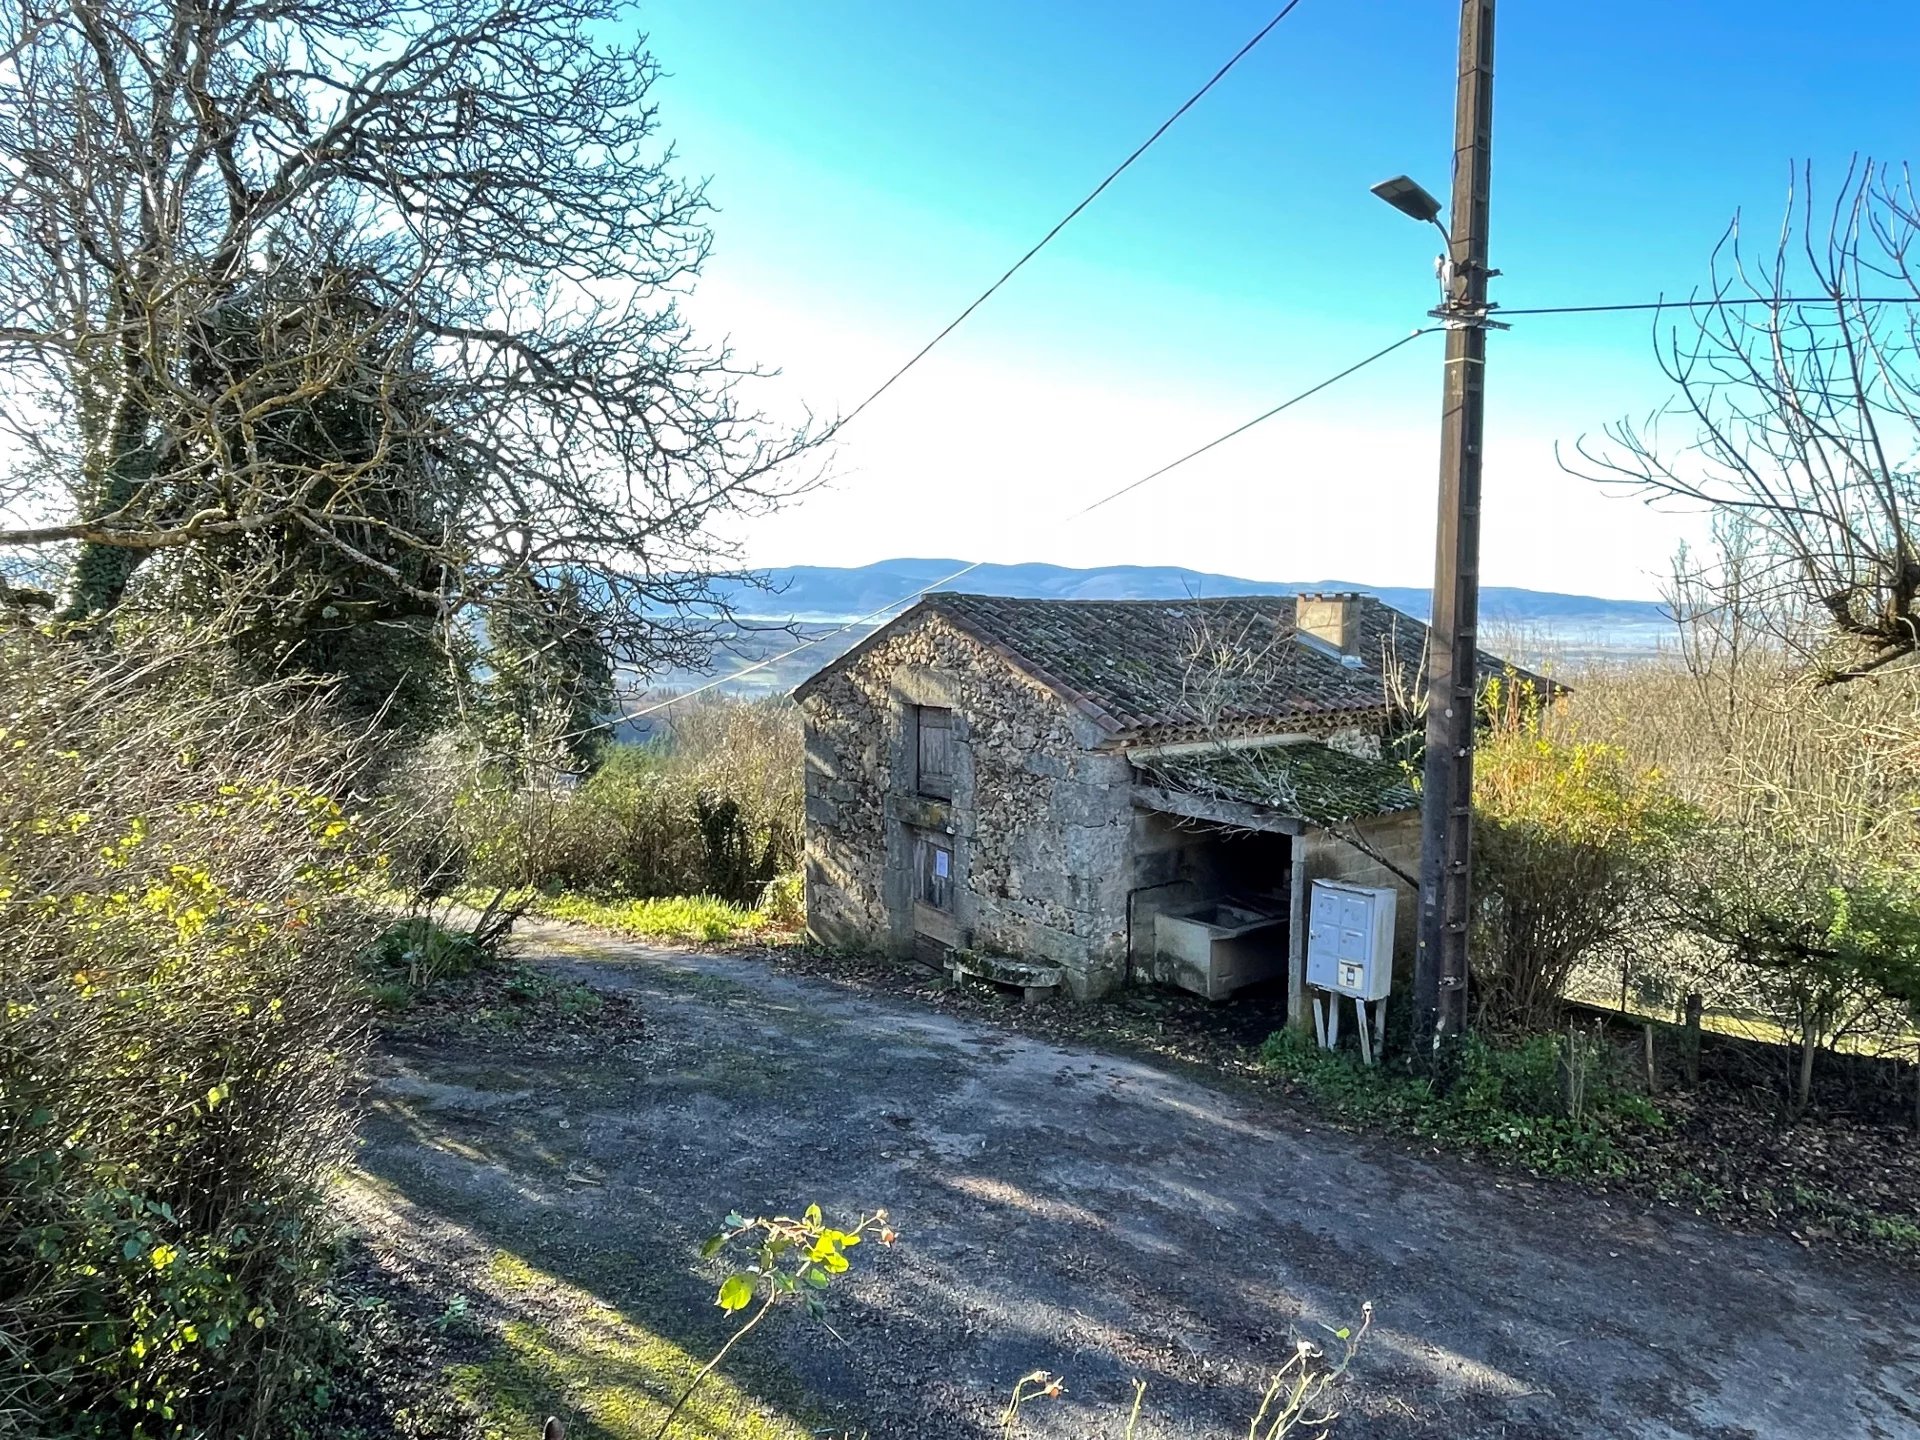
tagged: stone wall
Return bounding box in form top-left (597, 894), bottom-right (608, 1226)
top-left (798, 609), bottom-right (1135, 997)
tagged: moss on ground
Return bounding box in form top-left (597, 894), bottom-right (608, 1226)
top-left (343, 1154), bottom-right (827, 1440)
top-left (447, 1252), bottom-right (809, 1440)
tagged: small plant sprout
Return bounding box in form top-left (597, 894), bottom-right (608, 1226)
top-left (430, 1294), bottom-right (470, 1333)
top-left (653, 1204), bottom-right (894, 1439)
top-left (1247, 1302), bottom-right (1373, 1439)
top-left (1000, 1370), bottom-right (1067, 1439)
top-left (995, 1304), bottom-right (1372, 1439)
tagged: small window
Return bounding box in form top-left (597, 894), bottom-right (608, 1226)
top-left (916, 832), bottom-right (954, 911)
top-left (915, 705), bottom-right (954, 799)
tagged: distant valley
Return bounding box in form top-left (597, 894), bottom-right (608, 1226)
top-left (617, 560), bottom-right (1672, 723)
top-left (706, 558), bottom-right (1670, 633)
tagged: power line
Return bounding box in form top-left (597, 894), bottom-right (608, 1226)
top-left (836, 1), bottom-right (1311, 430)
top-left (1503, 295), bottom-right (1920, 316)
top-left (625, 325), bottom-right (1437, 720)
top-left (1074, 326), bottom-right (1434, 519)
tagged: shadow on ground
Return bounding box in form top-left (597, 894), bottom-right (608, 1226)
top-left (347, 918), bottom-right (1920, 1440)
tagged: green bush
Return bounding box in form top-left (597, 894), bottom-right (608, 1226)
top-left (442, 699), bottom-right (801, 905)
top-left (0, 633), bottom-right (373, 1438)
top-left (366, 917), bottom-right (487, 988)
top-left (1472, 679), bottom-right (1697, 1031)
top-left (1259, 1028), bottom-right (1662, 1179)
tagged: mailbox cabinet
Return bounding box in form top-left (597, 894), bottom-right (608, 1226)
top-left (1305, 880), bottom-right (1396, 1001)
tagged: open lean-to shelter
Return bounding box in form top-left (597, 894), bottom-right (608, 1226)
top-left (793, 591), bottom-right (1533, 1014)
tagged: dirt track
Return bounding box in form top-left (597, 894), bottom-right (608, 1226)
top-left (353, 919), bottom-right (1920, 1439)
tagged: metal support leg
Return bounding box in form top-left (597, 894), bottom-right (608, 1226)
top-left (1355, 997), bottom-right (1374, 1066)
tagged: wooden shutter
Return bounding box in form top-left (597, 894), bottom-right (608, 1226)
top-left (916, 706), bottom-right (954, 799)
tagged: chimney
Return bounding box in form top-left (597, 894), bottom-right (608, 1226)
top-left (1295, 592), bottom-right (1364, 658)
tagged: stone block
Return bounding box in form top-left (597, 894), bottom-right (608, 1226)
top-left (1008, 863), bottom-right (1068, 905)
top-left (1022, 750), bottom-right (1071, 779)
top-left (1073, 751), bottom-right (1134, 787)
top-left (887, 793), bottom-right (952, 830)
top-left (1052, 779), bottom-right (1126, 829)
top-left (1010, 826), bottom-right (1060, 870)
top-left (1023, 921), bottom-right (1095, 972)
top-left (1065, 821), bottom-right (1129, 878)
top-left (1068, 871), bottom-right (1127, 916)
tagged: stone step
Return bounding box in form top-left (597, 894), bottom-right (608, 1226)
top-left (946, 949), bottom-right (1064, 1006)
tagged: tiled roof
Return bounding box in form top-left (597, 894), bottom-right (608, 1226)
top-left (795, 591), bottom-right (1541, 741)
top-left (928, 593), bottom-right (1519, 740)
top-left (1136, 742), bottom-right (1420, 823)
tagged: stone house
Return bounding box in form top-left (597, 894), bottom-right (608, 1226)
top-left (794, 591), bottom-right (1523, 1010)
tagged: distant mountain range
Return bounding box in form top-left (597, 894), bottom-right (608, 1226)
top-left (709, 558), bottom-right (1668, 631)
top-left (616, 560), bottom-right (1674, 721)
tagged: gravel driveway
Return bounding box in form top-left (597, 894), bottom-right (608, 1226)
top-left (352, 919), bottom-right (1920, 1439)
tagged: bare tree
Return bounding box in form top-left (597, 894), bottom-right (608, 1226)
top-left (1568, 523), bottom-right (1920, 1109)
top-left (1568, 159), bottom-right (1920, 682)
top-left (0, 0), bottom-right (816, 674)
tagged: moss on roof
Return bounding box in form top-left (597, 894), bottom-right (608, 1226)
top-left (1138, 741), bottom-right (1419, 825)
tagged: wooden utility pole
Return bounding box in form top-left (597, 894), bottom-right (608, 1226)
top-left (1415, 0), bottom-right (1498, 1054)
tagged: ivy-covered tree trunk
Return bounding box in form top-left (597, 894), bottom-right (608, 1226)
top-left (57, 390), bottom-right (155, 622)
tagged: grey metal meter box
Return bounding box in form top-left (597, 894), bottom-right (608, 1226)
top-left (1306, 880), bottom-right (1396, 1001)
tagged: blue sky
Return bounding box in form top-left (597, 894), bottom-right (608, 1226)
top-left (634, 1), bottom-right (1920, 599)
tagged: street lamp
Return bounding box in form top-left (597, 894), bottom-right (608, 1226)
top-left (1370, 175), bottom-right (1451, 247)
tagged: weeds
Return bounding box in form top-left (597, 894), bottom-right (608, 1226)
top-left (998, 1305), bottom-right (1372, 1438)
top-left (367, 916), bottom-right (487, 990)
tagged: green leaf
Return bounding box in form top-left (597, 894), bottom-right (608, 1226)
top-left (724, 1212), bottom-right (747, 1230)
top-left (699, 1233), bottom-right (727, 1259)
top-left (803, 1203), bottom-right (823, 1227)
top-left (804, 1266), bottom-right (830, 1289)
top-left (716, 1274), bottom-right (754, 1312)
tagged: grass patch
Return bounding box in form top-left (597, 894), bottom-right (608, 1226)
top-left (535, 892), bottom-right (776, 945)
top-left (1260, 1030), bottom-right (1660, 1179)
